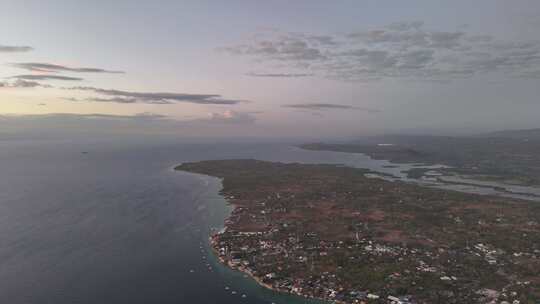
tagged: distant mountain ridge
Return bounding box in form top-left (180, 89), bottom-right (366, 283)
top-left (347, 128), bottom-right (540, 144)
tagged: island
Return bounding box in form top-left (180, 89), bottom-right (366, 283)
top-left (176, 159), bottom-right (539, 304)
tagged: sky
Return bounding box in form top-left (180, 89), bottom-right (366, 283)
top-left (1, 0), bottom-right (540, 138)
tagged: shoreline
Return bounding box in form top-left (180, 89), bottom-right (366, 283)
top-left (176, 160), bottom-right (540, 303)
top-left (208, 199), bottom-right (332, 304)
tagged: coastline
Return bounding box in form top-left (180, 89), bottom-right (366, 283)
top-left (208, 198), bottom-right (330, 304)
top-left (176, 160), bottom-right (540, 303)
top-left (186, 171), bottom-right (328, 304)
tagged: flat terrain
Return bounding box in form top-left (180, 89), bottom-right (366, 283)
top-left (177, 160), bottom-right (540, 304)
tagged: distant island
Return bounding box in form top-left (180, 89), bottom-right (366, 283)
top-left (300, 133), bottom-right (540, 187)
top-left (176, 159), bottom-right (539, 304)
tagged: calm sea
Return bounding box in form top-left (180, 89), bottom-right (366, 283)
top-left (0, 138), bottom-right (368, 304)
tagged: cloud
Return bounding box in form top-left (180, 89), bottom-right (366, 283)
top-left (386, 21), bottom-right (424, 31)
top-left (284, 103), bottom-right (356, 110)
top-left (397, 49), bottom-right (435, 68)
top-left (204, 110), bottom-right (257, 124)
top-left (515, 70), bottom-right (540, 79)
top-left (0, 45), bottom-right (33, 53)
top-left (283, 103), bottom-right (381, 113)
top-left (130, 112), bottom-right (169, 120)
top-left (12, 74), bottom-right (83, 81)
top-left (346, 28), bottom-right (464, 49)
top-left (64, 96), bottom-right (139, 104)
top-left (223, 22), bottom-right (540, 82)
top-left (0, 79), bottom-right (50, 88)
top-left (338, 49), bottom-right (398, 70)
top-left (10, 62), bottom-right (124, 74)
top-left (64, 86), bottom-right (248, 105)
top-left (246, 72), bottom-right (314, 77)
top-left (306, 35), bottom-right (338, 46)
top-left (89, 97), bottom-right (140, 103)
top-left (222, 36), bottom-right (326, 61)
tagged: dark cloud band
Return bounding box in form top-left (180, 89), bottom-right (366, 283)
top-left (12, 74), bottom-right (83, 81)
top-left (10, 62), bottom-right (124, 74)
top-left (0, 45), bottom-right (33, 53)
top-left (65, 86), bottom-right (248, 105)
top-left (246, 72), bottom-right (314, 78)
top-left (283, 103), bottom-right (381, 113)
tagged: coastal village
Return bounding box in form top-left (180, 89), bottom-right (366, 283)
top-left (178, 160), bottom-right (540, 304)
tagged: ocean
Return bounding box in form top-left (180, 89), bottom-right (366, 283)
top-left (0, 137), bottom-right (536, 304)
top-left (0, 138), bottom-right (357, 304)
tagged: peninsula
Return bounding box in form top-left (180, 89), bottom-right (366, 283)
top-left (176, 159), bottom-right (539, 304)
